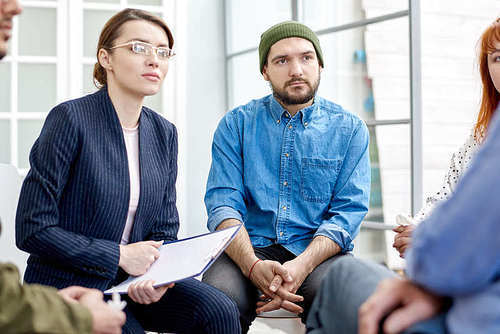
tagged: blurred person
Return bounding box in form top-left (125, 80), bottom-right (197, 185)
top-left (0, 0), bottom-right (22, 58)
top-left (1, 1), bottom-right (125, 333)
top-left (306, 17), bottom-right (500, 334)
top-left (203, 21), bottom-right (370, 332)
top-left (15, 8), bottom-right (240, 334)
top-left (393, 17), bottom-right (500, 258)
top-left (1, 219), bottom-right (125, 334)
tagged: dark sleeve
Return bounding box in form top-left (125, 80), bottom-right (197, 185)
top-left (147, 123), bottom-right (179, 242)
top-left (15, 105), bottom-right (120, 279)
top-left (0, 263), bottom-right (93, 334)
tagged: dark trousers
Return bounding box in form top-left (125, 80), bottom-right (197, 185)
top-left (202, 244), bottom-right (345, 333)
top-left (118, 278), bottom-right (241, 334)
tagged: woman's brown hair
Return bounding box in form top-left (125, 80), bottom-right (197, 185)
top-left (93, 8), bottom-right (174, 88)
top-left (474, 17), bottom-right (500, 141)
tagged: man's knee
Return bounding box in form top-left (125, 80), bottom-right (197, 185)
top-left (301, 254), bottom-right (351, 302)
top-left (323, 256), bottom-right (396, 315)
top-left (202, 254), bottom-right (258, 321)
top-left (298, 254), bottom-right (350, 320)
top-left (325, 256), bottom-right (390, 286)
top-left (323, 256), bottom-right (359, 283)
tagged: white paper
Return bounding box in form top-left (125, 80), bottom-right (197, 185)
top-left (362, 221), bottom-right (398, 230)
top-left (105, 224), bottom-right (241, 294)
top-left (395, 214), bottom-right (416, 226)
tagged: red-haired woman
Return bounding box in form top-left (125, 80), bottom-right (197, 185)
top-left (16, 8), bottom-right (240, 334)
top-left (394, 17), bottom-right (500, 257)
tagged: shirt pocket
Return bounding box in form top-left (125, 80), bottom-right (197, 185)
top-left (301, 158), bottom-right (341, 203)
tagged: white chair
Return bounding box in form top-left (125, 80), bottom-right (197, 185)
top-left (0, 164), bottom-right (28, 273)
top-left (251, 309), bottom-right (305, 334)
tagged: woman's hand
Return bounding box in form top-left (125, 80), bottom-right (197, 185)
top-left (119, 240), bottom-right (163, 276)
top-left (392, 224), bottom-right (416, 258)
top-left (127, 280), bottom-right (174, 304)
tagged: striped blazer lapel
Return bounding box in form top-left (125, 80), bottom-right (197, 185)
top-left (131, 112), bottom-right (164, 242)
top-left (99, 88), bottom-right (130, 240)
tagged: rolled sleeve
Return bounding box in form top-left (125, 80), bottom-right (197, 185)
top-left (207, 206), bottom-right (244, 232)
top-left (314, 223), bottom-right (354, 252)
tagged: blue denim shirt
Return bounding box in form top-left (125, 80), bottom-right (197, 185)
top-left (406, 107), bottom-right (500, 333)
top-left (205, 95), bottom-right (370, 255)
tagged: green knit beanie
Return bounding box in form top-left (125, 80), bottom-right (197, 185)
top-left (259, 21), bottom-right (324, 73)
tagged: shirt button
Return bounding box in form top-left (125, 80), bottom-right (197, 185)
top-left (276, 119), bottom-right (280, 124)
top-left (285, 153), bottom-right (289, 157)
top-left (282, 205), bottom-right (286, 210)
top-left (283, 181), bottom-right (288, 186)
top-left (280, 231), bottom-right (284, 237)
top-left (304, 122), bottom-right (308, 126)
top-left (288, 125), bottom-right (292, 129)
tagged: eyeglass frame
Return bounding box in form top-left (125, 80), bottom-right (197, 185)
top-left (108, 40), bottom-right (176, 60)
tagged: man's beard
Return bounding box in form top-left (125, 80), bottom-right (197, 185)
top-left (270, 72), bottom-right (320, 106)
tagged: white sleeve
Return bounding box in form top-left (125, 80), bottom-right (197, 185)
top-left (413, 131), bottom-right (480, 223)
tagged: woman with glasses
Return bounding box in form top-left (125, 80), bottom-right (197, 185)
top-left (15, 8), bottom-right (240, 334)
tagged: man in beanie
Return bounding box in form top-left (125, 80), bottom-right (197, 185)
top-left (203, 21), bottom-right (370, 332)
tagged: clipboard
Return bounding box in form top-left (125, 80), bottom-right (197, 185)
top-left (105, 224), bottom-right (242, 295)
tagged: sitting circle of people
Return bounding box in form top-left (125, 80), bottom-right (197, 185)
top-left (1, 0), bottom-right (499, 332)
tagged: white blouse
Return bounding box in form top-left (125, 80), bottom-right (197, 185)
top-left (413, 130), bottom-right (480, 223)
top-left (120, 124), bottom-right (141, 245)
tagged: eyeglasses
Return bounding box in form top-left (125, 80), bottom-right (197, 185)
top-left (110, 41), bottom-right (175, 60)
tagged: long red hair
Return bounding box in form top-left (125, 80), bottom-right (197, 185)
top-left (474, 17), bottom-right (500, 141)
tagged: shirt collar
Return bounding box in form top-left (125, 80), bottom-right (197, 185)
top-left (268, 94), bottom-right (320, 127)
top-left (269, 95), bottom-right (288, 124)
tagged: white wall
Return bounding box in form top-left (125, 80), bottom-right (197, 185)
top-left (180, 0), bottom-right (227, 237)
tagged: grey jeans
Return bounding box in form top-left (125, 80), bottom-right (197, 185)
top-left (202, 244), bottom-right (346, 333)
top-left (306, 256), bottom-right (448, 334)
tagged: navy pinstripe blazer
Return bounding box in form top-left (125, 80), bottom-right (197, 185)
top-left (15, 88), bottom-right (179, 291)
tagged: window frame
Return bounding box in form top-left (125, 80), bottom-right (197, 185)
top-left (1, 0), bottom-right (179, 173)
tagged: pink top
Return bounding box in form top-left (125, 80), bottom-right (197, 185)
top-left (120, 124), bottom-right (140, 245)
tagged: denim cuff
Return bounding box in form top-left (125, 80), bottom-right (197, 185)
top-left (314, 225), bottom-right (354, 252)
top-left (207, 206), bottom-right (243, 231)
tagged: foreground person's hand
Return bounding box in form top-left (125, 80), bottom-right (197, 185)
top-left (358, 278), bottom-right (445, 334)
